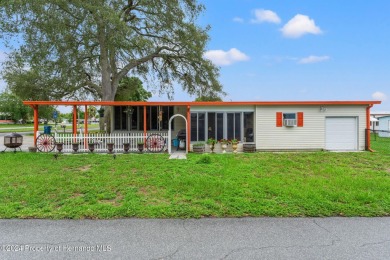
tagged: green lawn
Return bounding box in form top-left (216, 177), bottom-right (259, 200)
top-left (0, 136), bottom-right (389, 219)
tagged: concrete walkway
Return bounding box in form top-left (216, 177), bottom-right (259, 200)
top-left (0, 218), bottom-right (389, 260)
top-left (169, 150), bottom-right (187, 159)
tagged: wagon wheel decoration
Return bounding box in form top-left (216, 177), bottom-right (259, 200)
top-left (146, 134), bottom-right (166, 153)
top-left (36, 134), bottom-right (56, 152)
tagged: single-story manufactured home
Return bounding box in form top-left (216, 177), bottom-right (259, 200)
top-left (24, 100), bottom-right (381, 152)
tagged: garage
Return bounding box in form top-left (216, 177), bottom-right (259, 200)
top-left (325, 117), bottom-right (358, 150)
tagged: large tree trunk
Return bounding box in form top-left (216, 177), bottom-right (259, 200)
top-left (103, 107), bottom-right (111, 133)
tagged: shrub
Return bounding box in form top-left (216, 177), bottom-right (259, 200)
top-left (196, 154), bottom-right (212, 164)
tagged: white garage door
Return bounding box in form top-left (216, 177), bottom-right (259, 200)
top-left (325, 117), bottom-right (357, 150)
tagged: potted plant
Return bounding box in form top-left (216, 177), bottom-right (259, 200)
top-left (206, 138), bottom-right (217, 153)
top-left (88, 141), bottom-right (96, 153)
top-left (219, 139), bottom-right (231, 153)
top-left (192, 142), bottom-right (205, 153)
top-left (72, 142), bottom-right (79, 153)
top-left (123, 143), bottom-right (130, 153)
top-left (107, 142), bottom-right (115, 154)
top-left (231, 139), bottom-right (239, 153)
top-left (56, 142), bottom-right (64, 153)
top-left (28, 146), bottom-right (38, 153)
top-left (137, 141), bottom-right (144, 153)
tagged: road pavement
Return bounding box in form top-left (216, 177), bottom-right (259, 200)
top-left (0, 217), bottom-right (389, 260)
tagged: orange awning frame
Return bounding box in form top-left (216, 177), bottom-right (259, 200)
top-left (24, 100), bottom-right (381, 107)
top-left (24, 100), bottom-right (381, 151)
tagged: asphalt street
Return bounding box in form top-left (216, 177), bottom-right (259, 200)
top-left (0, 217), bottom-right (389, 260)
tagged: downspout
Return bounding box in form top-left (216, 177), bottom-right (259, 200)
top-left (366, 104), bottom-right (374, 152)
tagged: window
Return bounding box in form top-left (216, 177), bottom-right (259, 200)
top-left (216, 113), bottom-right (224, 140)
top-left (283, 113), bottom-right (296, 126)
top-left (191, 111), bottom-right (254, 142)
top-left (146, 106), bottom-right (174, 130)
top-left (244, 112), bottom-right (254, 142)
top-left (115, 106), bottom-right (174, 131)
top-left (161, 106), bottom-right (175, 130)
top-left (227, 113), bottom-right (241, 140)
top-left (276, 112), bottom-right (303, 127)
top-left (114, 106), bottom-right (128, 130)
top-left (147, 106), bottom-right (158, 130)
top-left (207, 112), bottom-right (224, 141)
top-left (191, 113), bottom-right (206, 141)
top-left (131, 107), bottom-right (138, 130)
top-left (208, 112), bottom-right (215, 139)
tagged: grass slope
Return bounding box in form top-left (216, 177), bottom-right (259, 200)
top-left (0, 136), bottom-right (389, 219)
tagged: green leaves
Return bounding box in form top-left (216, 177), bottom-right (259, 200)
top-left (0, 92), bottom-right (31, 121)
top-left (0, 0), bottom-right (223, 101)
top-left (115, 76), bottom-right (152, 101)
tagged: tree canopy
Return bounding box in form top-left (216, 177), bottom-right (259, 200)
top-left (195, 94), bottom-right (223, 102)
top-left (0, 92), bottom-right (31, 121)
top-left (115, 76), bottom-right (152, 101)
top-left (0, 0), bottom-right (223, 102)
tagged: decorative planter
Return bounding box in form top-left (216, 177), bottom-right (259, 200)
top-left (88, 143), bottom-right (95, 153)
top-left (28, 146), bottom-right (37, 153)
top-left (72, 143), bottom-right (79, 153)
top-left (221, 144), bottom-right (228, 153)
top-left (193, 145), bottom-right (205, 153)
top-left (107, 143), bottom-right (115, 154)
top-left (232, 143), bottom-right (238, 153)
top-left (56, 143), bottom-right (64, 153)
top-left (137, 143), bottom-right (144, 153)
top-left (123, 143), bottom-right (130, 153)
top-left (209, 144), bottom-right (215, 153)
top-left (243, 143), bottom-right (256, 153)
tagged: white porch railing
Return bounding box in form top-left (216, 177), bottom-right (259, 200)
top-left (54, 132), bottom-right (168, 153)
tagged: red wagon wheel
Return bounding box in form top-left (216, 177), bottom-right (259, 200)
top-left (36, 134), bottom-right (56, 152)
top-left (146, 134), bottom-right (165, 153)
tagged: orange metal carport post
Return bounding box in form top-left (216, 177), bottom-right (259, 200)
top-left (72, 105), bottom-right (77, 144)
top-left (143, 105), bottom-right (147, 143)
top-left (33, 105), bottom-right (39, 146)
top-left (84, 105), bottom-right (88, 148)
top-left (186, 105), bottom-right (190, 152)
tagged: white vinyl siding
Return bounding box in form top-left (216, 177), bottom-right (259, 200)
top-left (256, 105), bottom-right (367, 151)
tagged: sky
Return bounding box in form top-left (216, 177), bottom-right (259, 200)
top-left (154, 0), bottom-right (390, 111)
top-left (1, 0), bottom-right (389, 112)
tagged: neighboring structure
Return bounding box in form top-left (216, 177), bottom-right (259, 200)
top-left (371, 111), bottom-right (390, 118)
top-left (377, 116), bottom-right (390, 137)
top-left (23, 100), bottom-right (381, 152)
top-left (370, 111), bottom-right (390, 133)
top-left (370, 117), bottom-right (379, 131)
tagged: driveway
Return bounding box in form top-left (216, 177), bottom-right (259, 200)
top-left (0, 218), bottom-right (389, 260)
